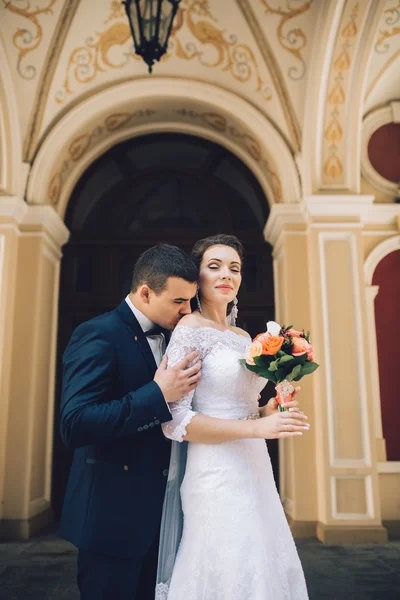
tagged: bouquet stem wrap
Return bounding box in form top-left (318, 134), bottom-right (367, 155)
top-left (275, 380), bottom-right (295, 412)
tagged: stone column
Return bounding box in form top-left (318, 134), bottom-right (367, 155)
top-left (0, 197), bottom-right (69, 539)
top-left (265, 195), bottom-right (387, 543)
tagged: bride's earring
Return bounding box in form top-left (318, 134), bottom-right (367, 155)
top-left (196, 289), bottom-right (202, 314)
top-left (230, 297), bottom-right (238, 326)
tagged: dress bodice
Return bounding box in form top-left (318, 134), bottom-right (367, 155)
top-left (163, 325), bottom-right (267, 442)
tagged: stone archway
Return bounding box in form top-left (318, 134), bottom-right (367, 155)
top-left (26, 78), bottom-right (301, 214)
top-left (52, 131), bottom-right (277, 517)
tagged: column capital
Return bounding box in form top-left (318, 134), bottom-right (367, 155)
top-left (264, 203), bottom-right (307, 245)
top-left (0, 196), bottom-right (69, 247)
top-left (303, 194), bottom-right (374, 218)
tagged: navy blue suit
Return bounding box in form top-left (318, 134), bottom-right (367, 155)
top-left (59, 300), bottom-right (172, 598)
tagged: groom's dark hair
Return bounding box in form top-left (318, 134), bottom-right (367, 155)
top-left (131, 244), bottom-right (198, 294)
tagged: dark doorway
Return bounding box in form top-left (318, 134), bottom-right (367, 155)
top-left (52, 133), bottom-right (277, 518)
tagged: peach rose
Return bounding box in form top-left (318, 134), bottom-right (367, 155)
top-left (255, 333), bottom-right (284, 355)
top-left (287, 328), bottom-right (303, 337)
top-left (291, 336), bottom-right (312, 359)
top-left (245, 340), bottom-right (263, 365)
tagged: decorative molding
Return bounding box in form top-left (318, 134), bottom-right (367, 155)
top-left (236, 0), bottom-right (302, 151)
top-left (365, 49), bottom-right (400, 101)
top-left (364, 204), bottom-right (400, 226)
top-left (44, 258), bottom-right (61, 503)
top-left (364, 233), bottom-right (400, 284)
top-left (362, 102), bottom-right (400, 197)
top-left (27, 78), bottom-right (300, 216)
top-left (377, 461), bottom-right (400, 473)
top-left (0, 36), bottom-right (23, 196)
top-left (319, 231), bottom-right (371, 468)
top-left (21, 205), bottom-right (70, 248)
top-left (303, 194), bottom-right (374, 218)
top-left (331, 475), bottom-right (374, 520)
top-left (0, 196), bottom-right (28, 222)
top-left (23, 0), bottom-right (81, 161)
top-left (263, 203), bottom-right (307, 246)
top-left (0, 197), bottom-right (69, 248)
top-left (174, 108), bottom-right (282, 200)
top-left (365, 284), bottom-right (384, 442)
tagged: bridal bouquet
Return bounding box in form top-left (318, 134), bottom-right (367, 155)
top-left (240, 321), bottom-right (319, 411)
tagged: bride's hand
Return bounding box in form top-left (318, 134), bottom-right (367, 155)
top-left (259, 387), bottom-right (301, 418)
top-left (253, 408), bottom-right (309, 439)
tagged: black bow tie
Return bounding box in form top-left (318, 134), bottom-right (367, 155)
top-left (145, 325), bottom-right (169, 338)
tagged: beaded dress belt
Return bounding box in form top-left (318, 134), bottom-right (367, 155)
top-left (240, 413), bottom-right (260, 421)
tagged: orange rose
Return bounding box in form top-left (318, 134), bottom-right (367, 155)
top-left (245, 340), bottom-right (263, 365)
top-left (255, 333), bottom-right (284, 355)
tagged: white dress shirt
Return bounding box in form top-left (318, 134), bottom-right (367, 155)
top-left (125, 295), bottom-right (166, 367)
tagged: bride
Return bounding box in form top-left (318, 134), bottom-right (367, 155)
top-left (156, 234), bottom-right (309, 600)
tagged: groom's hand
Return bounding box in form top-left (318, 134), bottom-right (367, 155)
top-left (154, 352), bottom-right (201, 403)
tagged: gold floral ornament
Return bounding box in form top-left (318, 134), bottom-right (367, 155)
top-left (375, 0), bottom-right (400, 54)
top-left (47, 109), bottom-right (156, 205)
top-left (175, 108), bottom-right (282, 201)
top-left (55, 21), bottom-right (137, 104)
top-left (323, 3), bottom-right (360, 180)
top-left (3, 0), bottom-right (57, 79)
top-left (258, 0), bottom-right (313, 81)
top-left (56, 0), bottom-right (272, 104)
top-left (169, 0), bottom-right (272, 102)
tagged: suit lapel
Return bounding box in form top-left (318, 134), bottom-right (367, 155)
top-left (116, 301), bottom-right (157, 373)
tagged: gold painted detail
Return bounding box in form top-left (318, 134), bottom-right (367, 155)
top-left (175, 108), bottom-right (282, 201)
top-left (47, 109), bottom-right (156, 205)
top-left (56, 0), bottom-right (272, 105)
top-left (3, 0), bottom-right (57, 79)
top-left (375, 0), bottom-right (400, 54)
top-left (169, 0), bottom-right (272, 101)
top-left (323, 3), bottom-right (361, 182)
top-left (258, 0), bottom-right (313, 81)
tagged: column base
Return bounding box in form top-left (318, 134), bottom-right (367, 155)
top-left (285, 514), bottom-right (317, 538)
top-left (317, 522), bottom-right (388, 544)
top-left (0, 507), bottom-right (54, 540)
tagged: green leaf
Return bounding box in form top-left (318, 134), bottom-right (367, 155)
top-left (286, 364), bottom-right (302, 382)
top-left (269, 360), bottom-right (279, 372)
top-left (253, 355), bottom-right (271, 367)
top-left (278, 354), bottom-right (295, 365)
top-left (298, 361), bottom-right (319, 377)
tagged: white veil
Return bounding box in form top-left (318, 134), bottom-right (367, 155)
top-left (155, 439), bottom-right (188, 599)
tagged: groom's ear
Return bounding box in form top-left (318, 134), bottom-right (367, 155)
top-left (139, 285), bottom-right (151, 304)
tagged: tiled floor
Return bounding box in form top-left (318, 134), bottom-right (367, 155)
top-left (0, 532), bottom-right (399, 599)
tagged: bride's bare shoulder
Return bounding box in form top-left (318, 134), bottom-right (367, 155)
top-left (177, 312), bottom-right (205, 329)
top-left (230, 325), bottom-right (251, 339)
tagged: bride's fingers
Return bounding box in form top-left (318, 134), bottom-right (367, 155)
top-left (281, 411), bottom-right (308, 421)
top-left (279, 430), bottom-right (304, 438)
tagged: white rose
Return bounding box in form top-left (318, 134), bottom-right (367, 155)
top-left (266, 321), bottom-right (281, 337)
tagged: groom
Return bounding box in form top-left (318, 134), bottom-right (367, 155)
top-left (59, 244), bottom-right (200, 600)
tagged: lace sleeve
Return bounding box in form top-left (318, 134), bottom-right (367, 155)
top-left (162, 325), bottom-right (200, 443)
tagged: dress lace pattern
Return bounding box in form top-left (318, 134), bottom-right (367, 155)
top-left (156, 325), bottom-right (309, 600)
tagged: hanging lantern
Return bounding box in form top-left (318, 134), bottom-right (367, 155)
top-left (123, 0), bottom-right (181, 73)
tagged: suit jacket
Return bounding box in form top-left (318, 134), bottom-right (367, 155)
top-left (58, 300), bottom-right (172, 559)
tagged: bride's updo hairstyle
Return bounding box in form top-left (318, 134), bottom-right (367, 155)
top-left (190, 234), bottom-right (244, 316)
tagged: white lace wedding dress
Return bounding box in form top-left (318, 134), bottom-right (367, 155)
top-left (156, 325), bottom-right (308, 600)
